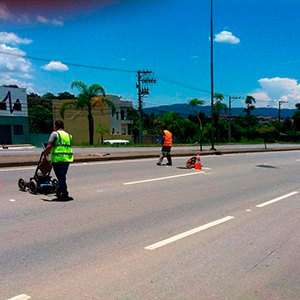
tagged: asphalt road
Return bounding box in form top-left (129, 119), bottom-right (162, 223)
top-left (1, 150), bottom-right (300, 299)
top-left (1, 143), bottom-right (300, 156)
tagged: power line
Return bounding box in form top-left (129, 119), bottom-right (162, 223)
top-left (0, 51), bottom-right (137, 74)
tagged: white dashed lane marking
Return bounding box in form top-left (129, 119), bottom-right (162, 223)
top-left (145, 216), bottom-right (235, 250)
top-left (256, 191), bottom-right (299, 208)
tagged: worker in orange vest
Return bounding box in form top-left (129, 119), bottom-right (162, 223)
top-left (157, 128), bottom-right (173, 166)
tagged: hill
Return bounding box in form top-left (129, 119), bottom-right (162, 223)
top-left (144, 104), bottom-right (296, 119)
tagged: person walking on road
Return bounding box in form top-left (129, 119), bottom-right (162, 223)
top-left (157, 128), bottom-right (173, 166)
top-left (43, 120), bottom-right (73, 200)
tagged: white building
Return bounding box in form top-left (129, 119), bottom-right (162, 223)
top-left (108, 95), bottom-right (132, 136)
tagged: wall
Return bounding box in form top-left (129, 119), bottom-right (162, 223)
top-left (52, 100), bottom-right (112, 145)
top-left (29, 133), bottom-right (50, 147)
top-left (0, 116), bottom-right (30, 144)
top-left (0, 87), bottom-right (29, 145)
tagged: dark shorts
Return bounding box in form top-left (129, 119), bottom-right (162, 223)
top-left (162, 146), bottom-right (171, 153)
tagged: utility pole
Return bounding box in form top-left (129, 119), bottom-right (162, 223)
top-left (278, 100), bottom-right (288, 122)
top-left (210, 0), bottom-right (216, 150)
top-left (136, 70), bottom-right (156, 144)
top-left (228, 96), bottom-right (241, 143)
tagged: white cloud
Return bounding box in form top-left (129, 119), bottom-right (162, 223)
top-left (19, 73), bottom-right (34, 79)
top-left (214, 31), bottom-right (240, 44)
top-left (0, 32), bottom-right (33, 45)
top-left (42, 61), bottom-right (69, 72)
top-left (251, 77), bottom-right (300, 108)
top-left (52, 19), bottom-right (64, 26)
top-left (0, 44), bottom-right (31, 73)
top-left (0, 3), bottom-right (12, 20)
top-left (191, 55), bottom-right (199, 60)
top-left (37, 15), bottom-right (64, 26)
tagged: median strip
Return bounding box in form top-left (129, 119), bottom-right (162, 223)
top-left (145, 216), bottom-right (235, 250)
top-left (256, 191), bottom-right (299, 208)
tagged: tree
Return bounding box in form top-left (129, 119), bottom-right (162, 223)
top-left (57, 92), bottom-right (76, 99)
top-left (27, 93), bottom-right (53, 133)
top-left (96, 123), bottom-right (110, 144)
top-left (295, 103), bottom-right (300, 110)
top-left (257, 123), bottom-right (275, 149)
top-left (59, 81), bottom-right (115, 145)
top-left (154, 111), bottom-right (186, 142)
top-left (244, 95), bottom-right (256, 140)
top-left (42, 92), bottom-right (56, 99)
top-left (213, 93), bottom-right (227, 142)
top-left (188, 98), bottom-right (205, 150)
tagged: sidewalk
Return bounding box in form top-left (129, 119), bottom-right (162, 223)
top-left (0, 146), bottom-right (300, 168)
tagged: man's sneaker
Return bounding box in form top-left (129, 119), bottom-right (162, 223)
top-left (157, 162), bottom-right (161, 166)
top-left (166, 163), bottom-right (172, 166)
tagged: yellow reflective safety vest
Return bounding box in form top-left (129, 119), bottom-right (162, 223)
top-left (51, 130), bottom-right (73, 163)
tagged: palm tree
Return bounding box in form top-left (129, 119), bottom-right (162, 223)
top-left (96, 123), bottom-right (110, 144)
top-left (59, 81), bottom-right (115, 145)
top-left (244, 95), bottom-right (256, 140)
top-left (213, 93), bottom-right (227, 142)
top-left (188, 98), bottom-right (205, 151)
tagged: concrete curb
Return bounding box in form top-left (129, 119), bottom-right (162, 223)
top-left (0, 147), bottom-right (300, 168)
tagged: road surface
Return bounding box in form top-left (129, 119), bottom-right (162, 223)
top-left (1, 150), bottom-right (300, 299)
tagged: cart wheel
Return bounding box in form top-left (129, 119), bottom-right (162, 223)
top-left (52, 179), bottom-right (58, 191)
top-left (186, 156), bottom-right (196, 169)
top-left (18, 178), bottom-right (26, 191)
top-left (29, 179), bottom-right (38, 194)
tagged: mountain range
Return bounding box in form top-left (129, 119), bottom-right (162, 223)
top-left (144, 104), bottom-right (296, 119)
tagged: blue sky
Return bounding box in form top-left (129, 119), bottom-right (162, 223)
top-left (0, 0), bottom-right (300, 110)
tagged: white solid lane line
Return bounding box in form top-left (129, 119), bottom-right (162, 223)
top-left (256, 191), bottom-right (299, 208)
top-left (145, 216), bottom-right (235, 250)
top-left (7, 294), bottom-right (31, 300)
top-left (123, 171), bottom-right (205, 185)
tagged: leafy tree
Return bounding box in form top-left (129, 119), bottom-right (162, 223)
top-left (292, 110), bottom-right (300, 132)
top-left (57, 92), bottom-right (76, 99)
top-left (27, 93), bottom-right (53, 134)
top-left (96, 123), bottom-right (110, 144)
top-left (127, 107), bottom-right (139, 137)
top-left (244, 95), bottom-right (256, 140)
top-left (59, 81), bottom-right (115, 145)
top-left (42, 92), bottom-right (56, 99)
top-left (213, 93), bottom-right (227, 142)
top-left (257, 123), bottom-right (275, 149)
top-left (188, 98), bottom-right (205, 150)
top-left (295, 103), bottom-right (300, 110)
top-left (154, 111), bottom-right (186, 142)
top-left (3, 84), bottom-right (19, 88)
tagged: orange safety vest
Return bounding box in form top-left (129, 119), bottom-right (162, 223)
top-left (163, 130), bottom-right (173, 147)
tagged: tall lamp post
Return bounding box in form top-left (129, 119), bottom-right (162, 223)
top-left (210, 0), bottom-right (216, 151)
top-left (228, 96), bottom-right (241, 142)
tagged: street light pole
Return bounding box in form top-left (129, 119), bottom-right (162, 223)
top-left (228, 96), bottom-right (241, 143)
top-left (210, 0), bottom-right (216, 150)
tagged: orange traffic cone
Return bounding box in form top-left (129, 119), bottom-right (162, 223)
top-left (194, 152), bottom-right (202, 171)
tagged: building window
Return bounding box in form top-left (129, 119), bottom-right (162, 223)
top-left (121, 110), bottom-right (125, 120)
top-left (0, 102), bottom-right (6, 110)
top-left (14, 125), bottom-right (23, 135)
top-left (13, 103), bottom-right (22, 111)
top-left (112, 128), bottom-right (115, 134)
top-left (122, 128), bottom-right (126, 135)
top-left (116, 112), bottom-right (119, 120)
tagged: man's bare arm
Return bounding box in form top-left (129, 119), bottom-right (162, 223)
top-left (43, 142), bottom-right (54, 160)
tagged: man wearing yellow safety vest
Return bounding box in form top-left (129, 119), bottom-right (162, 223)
top-left (157, 127), bottom-right (173, 166)
top-left (43, 120), bottom-right (73, 201)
